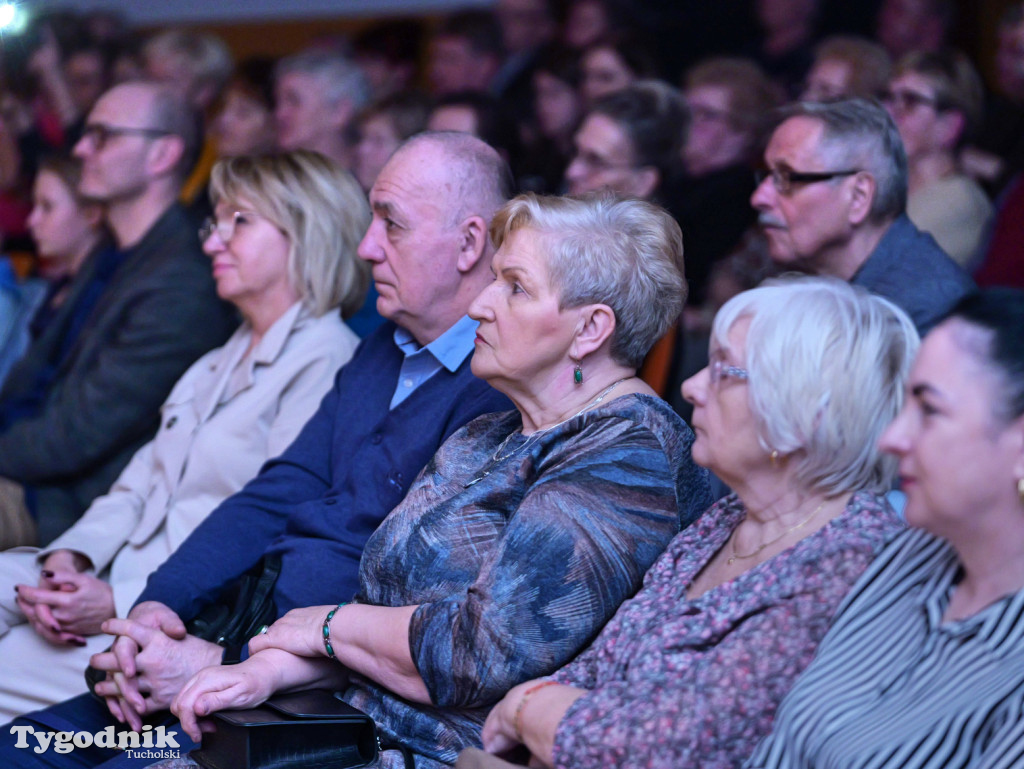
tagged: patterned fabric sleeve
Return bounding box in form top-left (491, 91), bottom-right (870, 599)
top-left (552, 589), bottom-right (842, 769)
top-left (409, 417), bottom-right (680, 709)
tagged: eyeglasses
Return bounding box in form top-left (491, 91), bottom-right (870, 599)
top-left (570, 149), bottom-right (637, 175)
top-left (80, 123), bottom-right (173, 150)
top-left (755, 165), bottom-right (860, 195)
top-left (709, 358), bottom-right (749, 387)
top-left (880, 88), bottom-right (943, 113)
top-left (198, 211), bottom-right (261, 243)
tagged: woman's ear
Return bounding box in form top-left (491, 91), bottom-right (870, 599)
top-left (571, 303), bottom-right (617, 359)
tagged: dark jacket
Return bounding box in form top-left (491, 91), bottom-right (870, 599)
top-left (0, 204), bottom-right (236, 542)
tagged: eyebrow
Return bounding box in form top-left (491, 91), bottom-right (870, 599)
top-left (910, 383), bottom-right (941, 399)
top-left (372, 200), bottom-right (398, 218)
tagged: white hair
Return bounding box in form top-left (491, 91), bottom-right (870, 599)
top-left (711, 275), bottom-right (919, 495)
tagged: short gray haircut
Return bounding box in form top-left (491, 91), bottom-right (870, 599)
top-left (778, 98), bottom-right (908, 222)
top-left (143, 29), bottom-right (234, 104)
top-left (490, 192), bottom-right (687, 369)
top-left (711, 275), bottom-right (919, 495)
top-left (275, 50), bottom-right (371, 112)
top-left (395, 131), bottom-right (513, 227)
top-left (209, 150), bottom-right (371, 319)
top-left (142, 82), bottom-right (200, 182)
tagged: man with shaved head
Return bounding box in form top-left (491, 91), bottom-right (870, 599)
top-left (0, 81), bottom-right (234, 547)
top-left (0, 132), bottom-right (512, 766)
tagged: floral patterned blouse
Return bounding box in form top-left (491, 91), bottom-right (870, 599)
top-left (549, 490), bottom-right (904, 769)
top-left (344, 393), bottom-right (712, 768)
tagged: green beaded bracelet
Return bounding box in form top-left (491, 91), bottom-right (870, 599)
top-left (322, 603), bottom-right (347, 660)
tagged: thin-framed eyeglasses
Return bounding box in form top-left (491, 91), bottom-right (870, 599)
top-left (880, 88), bottom-right (943, 114)
top-left (754, 165), bottom-right (860, 195)
top-left (198, 211), bottom-right (261, 244)
top-left (709, 358), bottom-right (749, 387)
top-left (80, 123), bottom-right (173, 151)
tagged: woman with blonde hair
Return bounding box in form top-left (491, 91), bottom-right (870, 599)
top-left (0, 149), bottom-right (368, 721)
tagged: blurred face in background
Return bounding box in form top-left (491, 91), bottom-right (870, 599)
top-left (684, 84), bottom-right (751, 176)
top-left (355, 113), bottom-right (401, 191)
top-left (534, 70), bottom-right (582, 141)
top-left (581, 46), bottom-right (634, 105)
top-left (214, 85), bottom-right (277, 158)
top-left (28, 170), bottom-right (101, 278)
top-left (802, 59), bottom-right (854, 102)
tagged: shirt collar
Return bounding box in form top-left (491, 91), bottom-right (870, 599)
top-left (393, 314), bottom-right (478, 373)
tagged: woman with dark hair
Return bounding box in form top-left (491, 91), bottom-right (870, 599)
top-left (748, 288), bottom-right (1024, 769)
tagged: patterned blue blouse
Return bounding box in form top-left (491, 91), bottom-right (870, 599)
top-left (342, 393), bottom-right (712, 767)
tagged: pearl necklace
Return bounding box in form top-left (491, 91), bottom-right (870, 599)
top-left (464, 376), bottom-right (632, 488)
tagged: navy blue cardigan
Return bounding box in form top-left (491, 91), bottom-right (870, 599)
top-left (136, 320), bottom-right (512, 621)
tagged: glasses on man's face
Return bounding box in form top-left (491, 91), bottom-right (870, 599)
top-left (754, 165), bottom-right (860, 195)
top-left (80, 123), bottom-right (173, 151)
top-left (709, 358), bottom-right (749, 387)
top-left (880, 88), bottom-right (943, 114)
top-left (198, 211), bottom-right (260, 244)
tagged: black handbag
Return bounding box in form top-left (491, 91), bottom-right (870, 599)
top-left (189, 689), bottom-right (381, 769)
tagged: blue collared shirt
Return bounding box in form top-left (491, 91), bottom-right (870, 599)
top-left (390, 315), bottom-right (479, 409)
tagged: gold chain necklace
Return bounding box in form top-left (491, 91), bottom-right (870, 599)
top-left (727, 501), bottom-right (827, 565)
top-left (465, 376), bottom-right (632, 488)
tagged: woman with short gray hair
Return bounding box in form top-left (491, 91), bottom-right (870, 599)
top-left (472, 276), bottom-right (916, 769)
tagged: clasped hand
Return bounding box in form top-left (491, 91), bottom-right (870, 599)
top-left (90, 601), bottom-right (221, 731)
top-left (15, 551), bottom-right (114, 645)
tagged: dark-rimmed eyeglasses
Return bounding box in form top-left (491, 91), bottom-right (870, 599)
top-left (80, 123), bottom-right (173, 150)
top-left (755, 166), bottom-right (860, 195)
top-left (709, 358), bottom-right (749, 387)
top-left (880, 89), bottom-right (943, 114)
top-left (198, 211), bottom-right (261, 244)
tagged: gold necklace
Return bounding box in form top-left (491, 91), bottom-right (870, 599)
top-left (465, 376), bottom-right (632, 488)
top-left (727, 501), bottom-right (827, 565)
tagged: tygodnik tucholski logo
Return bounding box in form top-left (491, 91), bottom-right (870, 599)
top-left (10, 723), bottom-right (182, 759)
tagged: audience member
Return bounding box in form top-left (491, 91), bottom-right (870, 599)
top-left (0, 132), bottom-right (515, 765)
top-left (751, 98), bottom-right (974, 333)
top-left (0, 81), bottom-right (236, 547)
top-left (519, 47), bottom-right (584, 193)
top-left (874, 0), bottom-right (953, 62)
top-left (883, 50), bottom-right (991, 268)
top-left (352, 20), bottom-right (423, 101)
top-left (354, 91), bottom-right (432, 192)
top-left (747, 288), bottom-right (1024, 769)
top-left (566, 81), bottom-right (687, 203)
top-left (0, 150), bottom-right (367, 721)
top-left (274, 49), bottom-right (370, 170)
top-left (492, 0), bottom-right (559, 119)
top-left (427, 92), bottom-right (523, 181)
top-left (428, 11), bottom-right (504, 97)
top-left (169, 192), bottom-right (712, 769)
top-left (680, 57), bottom-right (779, 305)
top-left (211, 57), bottom-right (277, 159)
top-left (749, 0), bottom-right (820, 97)
top-left (801, 36), bottom-right (890, 102)
top-left (579, 37), bottom-right (657, 106)
top-left (470, 276), bottom-right (914, 769)
top-left (562, 0), bottom-right (626, 50)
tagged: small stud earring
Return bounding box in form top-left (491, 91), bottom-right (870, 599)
top-left (770, 450), bottom-right (780, 468)
top-left (573, 360), bottom-right (583, 385)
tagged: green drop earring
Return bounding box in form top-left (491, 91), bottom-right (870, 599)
top-left (573, 360), bottom-right (583, 385)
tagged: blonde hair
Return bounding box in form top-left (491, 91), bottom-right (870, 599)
top-left (209, 150), bottom-right (371, 318)
top-left (490, 192), bottom-right (686, 368)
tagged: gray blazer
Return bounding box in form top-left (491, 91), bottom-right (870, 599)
top-left (0, 204), bottom-right (236, 543)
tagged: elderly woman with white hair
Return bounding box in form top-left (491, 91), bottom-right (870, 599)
top-left (168, 193), bottom-right (712, 768)
top-left (470, 276), bottom-right (917, 769)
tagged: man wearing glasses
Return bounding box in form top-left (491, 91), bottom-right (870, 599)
top-left (751, 97), bottom-right (974, 334)
top-left (0, 81), bottom-right (235, 546)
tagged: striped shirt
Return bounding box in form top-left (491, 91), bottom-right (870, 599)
top-left (747, 528), bottom-right (1024, 769)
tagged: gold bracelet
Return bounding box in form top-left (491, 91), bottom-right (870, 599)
top-left (513, 680), bottom-right (559, 743)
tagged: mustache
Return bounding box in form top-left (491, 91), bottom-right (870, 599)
top-left (758, 212), bottom-right (787, 228)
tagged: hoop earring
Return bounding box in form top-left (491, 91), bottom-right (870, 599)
top-left (573, 359), bottom-right (583, 385)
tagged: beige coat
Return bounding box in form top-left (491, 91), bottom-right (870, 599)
top-left (0, 302), bottom-right (358, 720)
